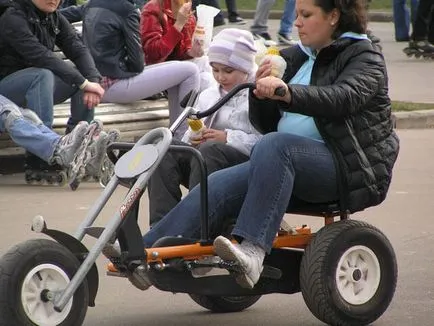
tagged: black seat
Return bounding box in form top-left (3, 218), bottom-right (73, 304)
top-left (286, 197), bottom-right (342, 217)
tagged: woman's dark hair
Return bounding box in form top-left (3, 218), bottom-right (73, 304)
top-left (314, 0), bottom-right (368, 38)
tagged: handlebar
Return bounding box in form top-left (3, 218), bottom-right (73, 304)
top-left (195, 82), bottom-right (286, 119)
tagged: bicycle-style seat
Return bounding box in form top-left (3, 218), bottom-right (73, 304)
top-left (286, 197), bottom-right (343, 218)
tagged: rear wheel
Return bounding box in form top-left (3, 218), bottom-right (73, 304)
top-left (300, 220), bottom-right (397, 326)
top-left (189, 294), bottom-right (261, 313)
top-left (0, 239), bottom-right (89, 325)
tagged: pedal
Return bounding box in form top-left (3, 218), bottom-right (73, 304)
top-left (261, 265), bottom-right (282, 280)
top-left (106, 270), bottom-right (127, 278)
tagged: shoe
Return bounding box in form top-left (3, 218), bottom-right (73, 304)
top-left (252, 32), bottom-right (277, 47)
top-left (277, 32), bottom-right (297, 46)
top-left (99, 129), bottom-right (121, 187)
top-left (395, 37), bottom-right (410, 42)
top-left (213, 236), bottom-right (265, 289)
top-left (52, 121), bottom-right (89, 167)
top-left (84, 128), bottom-right (120, 179)
top-left (102, 239), bottom-right (121, 258)
top-left (214, 19), bottom-right (226, 27)
top-left (228, 15), bottom-right (245, 25)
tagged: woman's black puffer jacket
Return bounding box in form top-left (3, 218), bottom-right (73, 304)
top-left (249, 38), bottom-right (400, 213)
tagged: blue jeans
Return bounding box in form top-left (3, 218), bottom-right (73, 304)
top-left (393, 0), bottom-right (419, 40)
top-left (0, 95), bottom-right (59, 162)
top-left (53, 73), bottom-right (93, 133)
top-left (0, 68), bottom-right (55, 127)
top-left (143, 132), bottom-right (339, 252)
top-left (279, 0), bottom-right (296, 36)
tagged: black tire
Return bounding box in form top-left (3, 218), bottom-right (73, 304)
top-left (0, 239), bottom-right (89, 326)
top-left (189, 294), bottom-right (261, 313)
top-left (300, 220), bottom-right (397, 326)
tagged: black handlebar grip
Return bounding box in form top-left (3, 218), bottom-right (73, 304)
top-left (274, 86), bottom-right (286, 97)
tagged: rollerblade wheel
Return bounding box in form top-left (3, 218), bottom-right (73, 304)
top-left (57, 171), bottom-right (68, 187)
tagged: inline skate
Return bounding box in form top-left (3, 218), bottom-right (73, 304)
top-left (403, 40), bottom-right (434, 59)
top-left (99, 129), bottom-right (121, 188)
top-left (24, 152), bottom-right (68, 186)
top-left (68, 120), bottom-right (104, 191)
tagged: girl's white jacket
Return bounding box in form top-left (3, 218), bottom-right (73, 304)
top-left (181, 85), bottom-right (262, 156)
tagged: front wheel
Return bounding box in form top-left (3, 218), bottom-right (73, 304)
top-left (0, 239), bottom-right (89, 326)
top-left (300, 220), bottom-right (397, 326)
top-left (189, 294), bottom-right (261, 313)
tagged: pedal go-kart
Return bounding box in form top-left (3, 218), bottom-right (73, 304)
top-left (0, 83), bottom-right (397, 326)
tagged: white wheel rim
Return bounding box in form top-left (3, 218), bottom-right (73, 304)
top-left (21, 263), bottom-right (73, 325)
top-left (335, 245), bottom-right (381, 305)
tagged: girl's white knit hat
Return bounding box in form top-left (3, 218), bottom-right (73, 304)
top-left (208, 28), bottom-right (257, 73)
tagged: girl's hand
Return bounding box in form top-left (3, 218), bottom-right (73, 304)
top-left (201, 129), bottom-right (227, 143)
top-left (187, 39), bottom-right (204, 58)
top-left (253, 76), bottom-right (291, 103)
top-left (174, 2), bottom-right (192, 31)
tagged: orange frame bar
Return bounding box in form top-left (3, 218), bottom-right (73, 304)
top-left (145, 231), bottom-right (313, 263)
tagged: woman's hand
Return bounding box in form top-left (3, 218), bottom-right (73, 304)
top-left (174, 1), bottom-right (192, 31)
top-left (253, 76), bottom-right (291, 103)
top-left (187, 39), bottom-right (204, 58)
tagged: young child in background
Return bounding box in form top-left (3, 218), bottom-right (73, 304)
top-left (148, 28), bottom-right (261, 226)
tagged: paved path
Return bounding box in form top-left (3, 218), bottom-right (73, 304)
top-left (0, 129), bottom-right (434, 325)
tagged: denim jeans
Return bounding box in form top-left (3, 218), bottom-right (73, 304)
top-left (0, 68), bottom-right (55, 127)
top-left (0, 95), bottom-right (59, 162)
top-left (143, 132), bottom-right (339, 252)
top-left (279, 0), bottom-right (296, 36)
top-left (148, 140), bottom-right (250, 226)
top-left (53, 74), bottom-right (93, 133)
top-left (393, 0), bottom-right (419, 40)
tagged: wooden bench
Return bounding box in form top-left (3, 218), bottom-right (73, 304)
top-left (0, 98), bottom-right (170, 174)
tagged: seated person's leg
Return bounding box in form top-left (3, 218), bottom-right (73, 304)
top-left (143, 161), bottom-right (250, 247)
top-left (189, 141), bottom-right (250, 188)
top-left (0, 68), bottom-right (55, 127)
top-left (148, 140), bottom-right (193, 226)
top-left (53, 69), bottom-right (90, 134)
top-left (214, 132), bottom-right (339, 288)
top-left (0, 95), bottom-right (88, 166)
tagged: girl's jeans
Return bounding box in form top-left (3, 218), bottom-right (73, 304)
top-left (143, 132), bottom-right (339, 252)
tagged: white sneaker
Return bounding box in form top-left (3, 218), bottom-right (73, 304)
top-left (213, 236), bottom-right (265, 289)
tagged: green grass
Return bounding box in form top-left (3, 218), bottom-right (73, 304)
top-left (392, 101), bottom-right (434, 112)
top-left (234, 0), bottom-right (392, 11)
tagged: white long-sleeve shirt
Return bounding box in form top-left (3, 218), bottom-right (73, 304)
top-left (182, 84), bottom-right (262, 156)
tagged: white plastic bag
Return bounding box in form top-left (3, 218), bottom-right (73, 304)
top-left (193, 4), bottom-right (220, 53)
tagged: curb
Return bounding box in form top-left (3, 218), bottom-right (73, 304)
top-left (392, 110), bottom-right (434, 129)
top-left (235, 10), bottom-right (393, 23)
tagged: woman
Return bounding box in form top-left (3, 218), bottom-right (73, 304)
top-left (140, 0), bottom-right (214, 90)
top-left (140, 0), bottom-right (400, 289)
top-left (63, 0), bottom-right (201, 139)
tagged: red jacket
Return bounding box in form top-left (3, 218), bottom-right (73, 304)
top-left (140, 0), bottom-right (196, 64)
